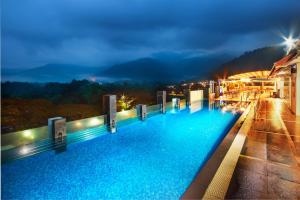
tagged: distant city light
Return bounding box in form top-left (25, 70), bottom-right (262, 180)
top-left (89, 76), bottom-right (97, 82)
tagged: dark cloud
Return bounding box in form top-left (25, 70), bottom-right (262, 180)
top-left (2, 0), bottom-right (300, 68)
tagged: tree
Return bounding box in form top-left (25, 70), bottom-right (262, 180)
top-left (117, 94), bottom-right (135, 111)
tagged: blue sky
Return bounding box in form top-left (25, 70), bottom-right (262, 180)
top-left (2, 0), bottom-right (300, 69)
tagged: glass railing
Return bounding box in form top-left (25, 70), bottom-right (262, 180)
top-left (1, 116), bottom-right (106, 151)
top-left (66, 116), bottom-right (105, 133)
top-left (116, 108), bottom-right (139, 127)
top-left (1, 126), bottom-right (49, 151)
top-left (1, 100), bottom-right (181, 163)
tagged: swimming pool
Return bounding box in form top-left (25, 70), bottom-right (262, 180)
top-left (2, 101), bottom-right (240, 199)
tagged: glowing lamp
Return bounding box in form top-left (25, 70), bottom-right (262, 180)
top-left (75, 121), bottom-right (82, 127)
top-left (89, 118), bottom-right (101, 126)
top-left (23, 130), bottom-right (31, 137)
top-left (282, 35), bottom-right (298, 53)
top-left (19, 146), bottom-right (30, 155)
top-left (240, 78), bottom-right (251, 83)
top-left (22, 130), bottom-right (34, 139)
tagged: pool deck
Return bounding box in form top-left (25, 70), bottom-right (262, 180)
top-left (225, 98), bottom-right (300, 199)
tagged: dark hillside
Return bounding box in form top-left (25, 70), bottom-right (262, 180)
top-left (216, 46), bottom-right (285, 78)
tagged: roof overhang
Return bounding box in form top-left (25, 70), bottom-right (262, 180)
top-left (228, 70), bottom-right (270, 80)
top-left (269, 50), bottom-right (299, 77)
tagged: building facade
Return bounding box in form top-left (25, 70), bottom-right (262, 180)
top-left (269, 40), bottom-right (300, 116)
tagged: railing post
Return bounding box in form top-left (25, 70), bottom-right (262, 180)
top-left (136, 104), bottom-right (147, 121)
top-left (172, 98), bottom-right (181, 109)
top-left (157, 91), bottom-right (166, 114)
top-left (103, 95), bottom-right (117, 133)
top-left (48, 117), bottom-right (66, 143)
top-left (48, 117), bottom-right (67, 152)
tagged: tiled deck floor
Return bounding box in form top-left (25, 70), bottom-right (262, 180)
top-left (225, 98), bottom-right (300, 199)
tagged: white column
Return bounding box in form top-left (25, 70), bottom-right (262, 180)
top-left (279, 78), bottom-right (284, 98)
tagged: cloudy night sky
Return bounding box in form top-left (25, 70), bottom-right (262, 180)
top-left (2, 0), bottom-right (300, 69)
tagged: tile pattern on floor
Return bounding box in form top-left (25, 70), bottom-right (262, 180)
top-left (226, 98), bottom-right (300, 199)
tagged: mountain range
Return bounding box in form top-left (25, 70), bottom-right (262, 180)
top-left (215, 46), bottom-right (285, 78)
top-left (1, 46), bottom-right (286, 83)
top-left (1, 64), bottom-right (99, 83)
top-left (103, 52), bottom-right (230, 82)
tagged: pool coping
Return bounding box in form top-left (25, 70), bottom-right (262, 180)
top-left (181, 101), bottom-right (253, 199)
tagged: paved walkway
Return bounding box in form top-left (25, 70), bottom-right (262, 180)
top-left (225, 98), bottom-right (300, 199)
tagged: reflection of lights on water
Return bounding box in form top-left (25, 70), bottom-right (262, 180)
top-left (170, 109), bottom-right (177, 114)
top-left (222, 107), bottom-right (227, 113)
top-left (83, 134), bottom-right (98, 140)
top-left (89, 118), bottom-right (101, 126)
top-left (19, 146), bottom-right (31, 155)
top-left (274, 99), bottom-right (282, 113)
top-left (172, 98), bottom-right (176, 106)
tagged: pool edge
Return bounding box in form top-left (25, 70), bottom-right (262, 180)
top-left (181, 102), bottom-right (253, 199)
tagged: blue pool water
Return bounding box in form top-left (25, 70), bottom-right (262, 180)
top-left (2, 104), bottom-right (239, 199)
